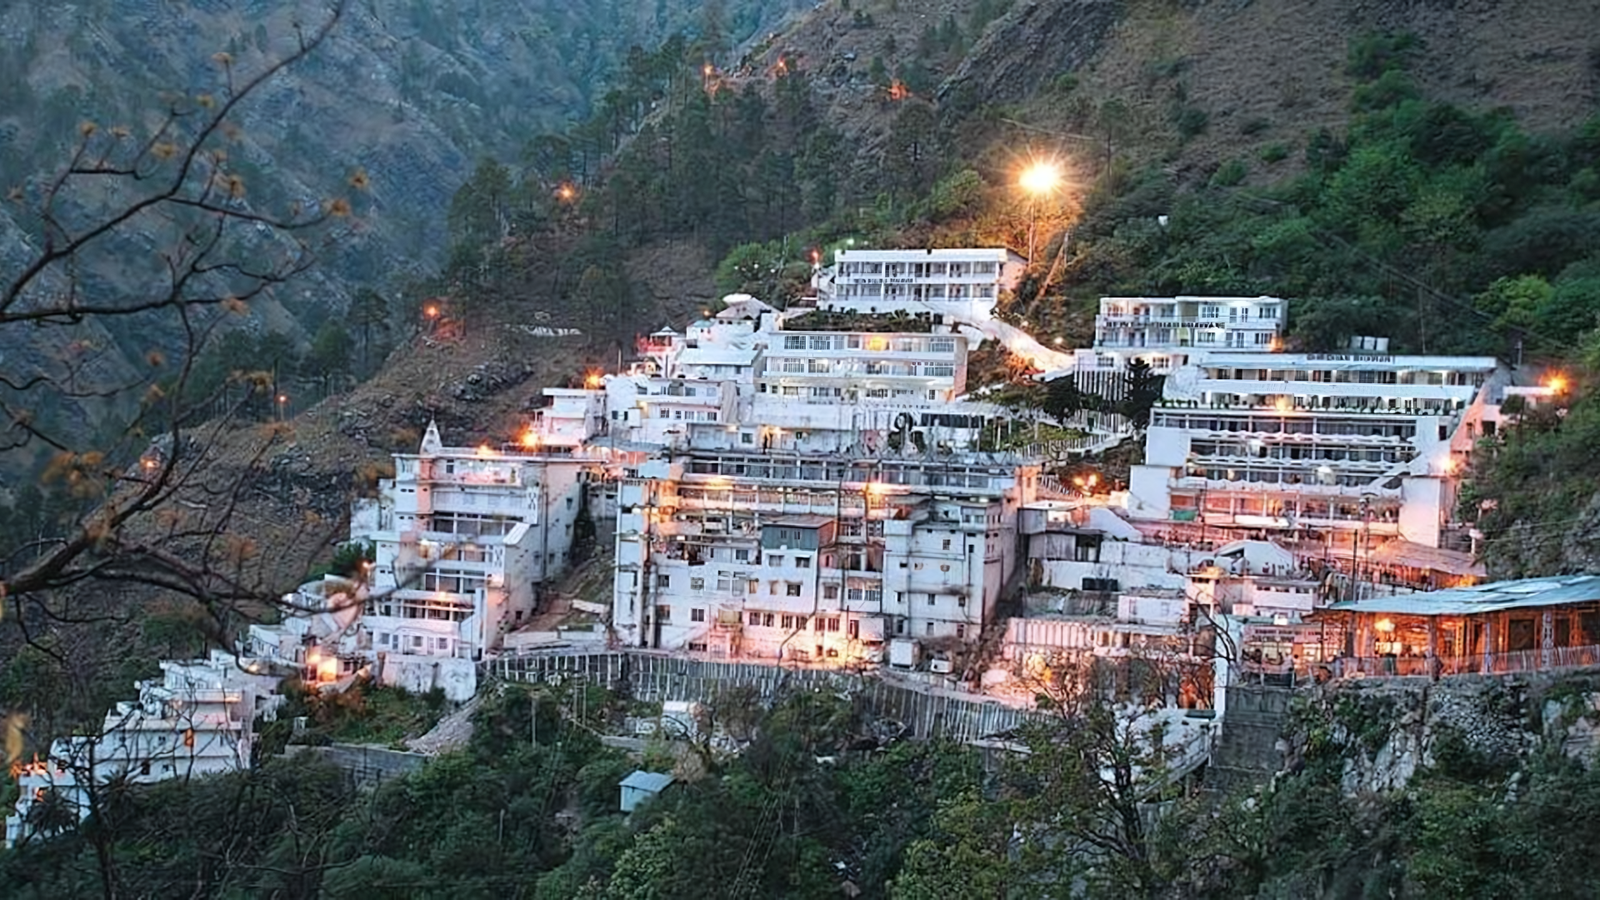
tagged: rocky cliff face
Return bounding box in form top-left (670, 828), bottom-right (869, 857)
top-left (1289, 673), bottom-right (1600, 795)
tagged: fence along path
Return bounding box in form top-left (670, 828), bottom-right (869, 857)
top-left (491, 652), bottom-right (1039, 744)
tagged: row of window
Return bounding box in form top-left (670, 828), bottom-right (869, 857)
top-left (1151, 413), bottom-right (1421, 438)
top-left (1190, 440), bottom-right (1413, 464)
top-left (1102, 304), bottom-right (1280, 320)
top-left (421, 568), bottom-right (490, 595)
top-left (429, 512), bottom-right (520, 537)
top-left (780, 334), bottom-right (958, 353)
top-left (837, 261), bottom-right (999, 277)
top-left (374, 632), bottom-right (453, 651)
top-left (837, 284), bottom-right (997, 300)
top-left (1205, 368), bottom-right (1485, 386)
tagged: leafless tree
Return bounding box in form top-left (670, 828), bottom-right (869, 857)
top-left (1, 2), bottom-right (360, 760)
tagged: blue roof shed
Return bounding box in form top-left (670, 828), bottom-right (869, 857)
top-left (618, 770), bottom-right (676, 813)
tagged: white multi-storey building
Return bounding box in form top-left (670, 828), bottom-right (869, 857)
top-left (611, 436), bottom-right (1040, 662)
top-left (813, 248), bottom-right (1025, 320)
top-left (5, 652), bottom-right (280, 848)
top-left (1094, 295), bottom-right (1286, 356)
top-left (1045, 296), bottom-right (1288, 403)
top-left (1127, 351), bottom-right (1508, 549)
top-left (350, 422), bottom-right (594, 664)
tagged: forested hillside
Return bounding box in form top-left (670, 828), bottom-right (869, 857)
top-left (0, 0), bottom-right (807, 479)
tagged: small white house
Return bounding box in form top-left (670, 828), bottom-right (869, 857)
top-left (618, 770), bottom-right (676, 812)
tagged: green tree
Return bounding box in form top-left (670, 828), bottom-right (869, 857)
top-left (304, 320), bottom-right (356, 396)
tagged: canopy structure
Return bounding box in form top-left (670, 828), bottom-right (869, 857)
top-left (1325, 574), bottom-right (1600, 617)
top-left (1316, 575), bottom-right (1600, 677)
top-left (1368, 538), bottom-right (1486, 579)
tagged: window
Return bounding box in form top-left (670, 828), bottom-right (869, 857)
top-left (796, 556), bottom-right (811, 568)
top-left (768, 555), bottom-right (784, 567)
top-left (827, 617), bottom-right (841, 632)
top-left (926, 594), bottom-right (935, 606)
top-left (735, 548), bottom-right (750, 561)
top-left (412, 635), bottom-right (423, 648)
top-left (437, 637), bottom-right (449, 650)
top-left (655, 604), bottom-right (671, 622)
top-left (688, 642), bottom-right (707, 652)
top-left (956, 624), bottom-right (966, 640)
top-left (763, 612), bottom-right (776, 627)
top-left (848, 620), bottom-right (860, 639)
top-left (690, 577), bottom-right (705, 590)
top-left (656, 574), bottom-right (671, 588)
top-left (690, 608), bottom-right (706, 622)
top-left (782, 614), bottom-right (797, 629)
top-left (925, 622), bottom-right (934, 636)
top-left (824, 584), bottom-right (840, 600)
top-left (741, 432), bottom-right (754, 444)
top-left (942, 538), bottom-right (951, 551)
top-left (784, 335), bottom-right (806, 350)
top-left (786, 582), bottom-right (803, 597)
top-left (809, 335), bottom-right (833, 350)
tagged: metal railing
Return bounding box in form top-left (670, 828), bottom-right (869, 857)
top-left (1331, 643), bottom-right (1600, 679)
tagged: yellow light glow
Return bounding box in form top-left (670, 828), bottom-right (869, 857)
top-left (1018, 161), bottom-right (1063, 196)
top-left (585, 372), bottom-right (603, 389)
top-left (475, 443), bottom-right (494, 457)
top-left (1547, 374), bottom-right (1569, 394)
top-left (424, 304), bottom-right (440, 318)
top-left (1375, 618), bottom-right (1395, 633)
top-left (866, 336), bottom-right (889, 352)
top-left (1439, 456), bottom-right (1458, 475)
top-left (520, 429), bottom-right (541, 450)
top-left (1273, 396), bottom-right (1292, 413)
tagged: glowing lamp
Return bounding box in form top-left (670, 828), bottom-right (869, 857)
top-left (1547, 374), bottom-right (1569, 394)
top-left (1018, 161), bottom-right (1063, 195)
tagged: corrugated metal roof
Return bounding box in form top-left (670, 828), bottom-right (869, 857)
top-left (1324, 575), bottom-right (1600, 616)
top-left (619, 770), bottom-right (676, 792)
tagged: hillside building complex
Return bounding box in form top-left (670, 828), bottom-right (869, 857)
top-left (1127, 351), bottom-right (1508, 551)
top-left (349, 422), bottom-right (593, 664)
top-left (611, 439), bottom-right (1038, 662)
top-left (5, 653), bottom-right (280, 848)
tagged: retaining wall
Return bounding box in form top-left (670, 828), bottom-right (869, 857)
top-left (492, 653), bottom-right (1040, 744)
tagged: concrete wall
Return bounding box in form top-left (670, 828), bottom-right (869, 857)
top-left (376, 654), bottom-right (477, 702)
top-left (285, 744), bottom-right (428, 789)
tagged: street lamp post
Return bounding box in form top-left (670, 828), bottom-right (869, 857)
top-left (1018, 161), bottom-right (1063, 266)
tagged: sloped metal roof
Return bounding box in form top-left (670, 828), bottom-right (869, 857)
top-left (619, 770), bottom-right (676, 792)
top-left (1324, 575), bottom-right (1600, 616)
top-left (1369, 538), bottom-right (1486, 578)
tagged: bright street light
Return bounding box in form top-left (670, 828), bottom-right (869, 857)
top-left (1018, 160), bottom-right (1064, 265)
top-left (1018, 161), bottom-right (1062, 196)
